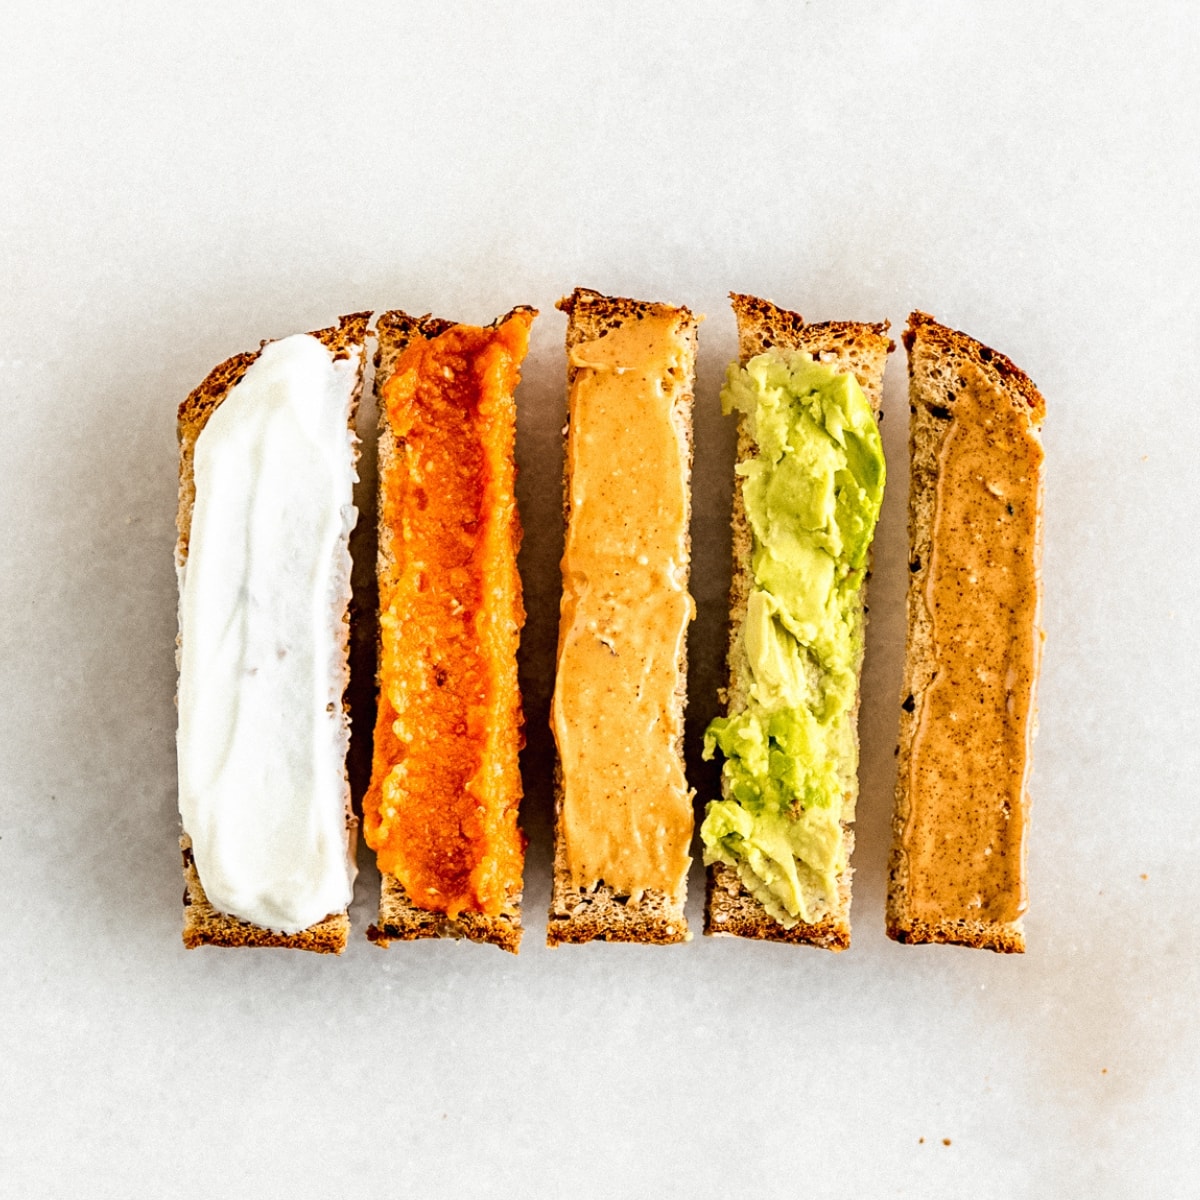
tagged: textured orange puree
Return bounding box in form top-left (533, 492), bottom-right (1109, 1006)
top-left (363, 313), bottom-right (531, 918)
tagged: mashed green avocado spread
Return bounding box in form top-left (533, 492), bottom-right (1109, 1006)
top-left (701, 350), bottom-right (885, 926)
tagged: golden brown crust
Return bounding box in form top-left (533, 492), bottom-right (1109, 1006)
top-left (547, 767), bottom-right (690, 947)
top-left (369, 876), bottom-right (523, 955)
top-left (705, 863), bottom-right (850, 950)
top-left (176, 313), bottom-right (368, 954)
top-left (367, 308), bottom-right (532, 955)
top-left (546, 288), bottom-right (696, 947)
top-left (886, 913), bottom-right (1026, 954)
top-left (730, 293), bottom-right (893, 409)
top-left (180, 837), bottom-right (350, 953)
top-left (903, 311), bottom-right (1046, 426)
top-left (557, 286), bottom-right (691, 337)
top-left (887, 311), bottom-right (1045, 955)
top-left (704, 293), bottom-right (891, 950)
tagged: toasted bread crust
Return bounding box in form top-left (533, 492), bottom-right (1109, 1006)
top-left (176, 312), bottom-right (369, 954)
top-left (369, 875), bottom-right (522, 955)
top-left (887, 312), bottom-right (1045, 955)
top-left (705, 863), bottom-right (850, 950)
top-left (180, 837), bottom-right (350, 952)
top-left (546, 288), bottom-right (696, 947)
top-left (704, 293), bottom-right (891, 949)
top-left (903, 311), bottom-right (1046, 424)
top-left (367, 308), bottom-right (531, 955)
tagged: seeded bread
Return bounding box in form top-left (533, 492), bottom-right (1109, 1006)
top-left (367, 308), bottom-right (531, 955)
top-left (704, 293), bottom-right (892, 950)
top-left (546, 288), bottom-right (697, 946)
top-left (176, 312), bottom-right (369, 953)
top-left (886, 311), bottom-right (1045, 954)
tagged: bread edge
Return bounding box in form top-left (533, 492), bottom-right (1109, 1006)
top-left (175, 311), bottom-right (370, 954)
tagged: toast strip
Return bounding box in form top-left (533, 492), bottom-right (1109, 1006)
top-left (176, 312), bottom-right (369, 953)
top-left (887, 311), bottom-right (1045, 953)
top-left (364, 308), bottom-right (533, 955)
top-left (703, 294), bottom-right (891, 949)
top-left (547, 288), bottom-right (697, 946)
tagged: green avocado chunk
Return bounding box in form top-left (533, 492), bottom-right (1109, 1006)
top-left (701, 350), bottom-right (885, 926)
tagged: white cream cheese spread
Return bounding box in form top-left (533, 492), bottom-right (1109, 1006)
top-left (177, 333), bottom-right (359, 934)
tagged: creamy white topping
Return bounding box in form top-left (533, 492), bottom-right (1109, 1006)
top-left (177, 334), bottom-right (359, 934)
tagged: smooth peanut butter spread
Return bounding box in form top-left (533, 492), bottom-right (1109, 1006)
top-left (553, 312), bottom-right (695, 897)
top-left (903, 362), bottom-right (1043, 923)
top-left (364, 313), bottom-right (530, 919)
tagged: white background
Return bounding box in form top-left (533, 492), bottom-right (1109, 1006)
top-left (2, 3), bottom-right (1198, 1197)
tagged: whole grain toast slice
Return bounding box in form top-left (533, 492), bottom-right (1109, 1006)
top-left (546, 288), bottom-right (697, 946)
top-left (886, 311), bottom-right (1045, 954)
top-left (176, 311), bottom-right (370, 953)
top-left (704, 293), bottom-right (892, 950)
top-left (366, 308), bottom-right (531, 955)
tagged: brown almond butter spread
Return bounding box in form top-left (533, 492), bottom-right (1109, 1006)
top-left (903, 364), bottom-right (1043, 923)
top-left (552, 312), bottom-right (695, 896)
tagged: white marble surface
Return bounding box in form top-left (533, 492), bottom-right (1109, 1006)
top-left (2, 3), bottom-right (1198, 1197)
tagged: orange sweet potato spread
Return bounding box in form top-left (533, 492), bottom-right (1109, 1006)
top-left (363, 312), bottom-right (531, 918)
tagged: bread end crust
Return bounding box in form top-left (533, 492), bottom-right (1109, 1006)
top-left (730, 293), bottom-right (893, 393)
top-left (704, 863), bottom-right (849, 951)
top-left (547, 759), bottom-right (690, 947)
top-left (557, 286), bottom-right (696, 334)
top-left (903, 310), bottom-right (1045, 426)
top-left (180, 837), bottom-right (350, 954)
top-left (369, 874), bottom-right (523, 955)
top-left (886, 912), bottom-right (1026, 954)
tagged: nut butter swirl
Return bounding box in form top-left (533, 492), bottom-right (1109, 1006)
top-left (552, 310), bottom-right (696, 898)
top-left (903, 362), bottom-right (1044, 923)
